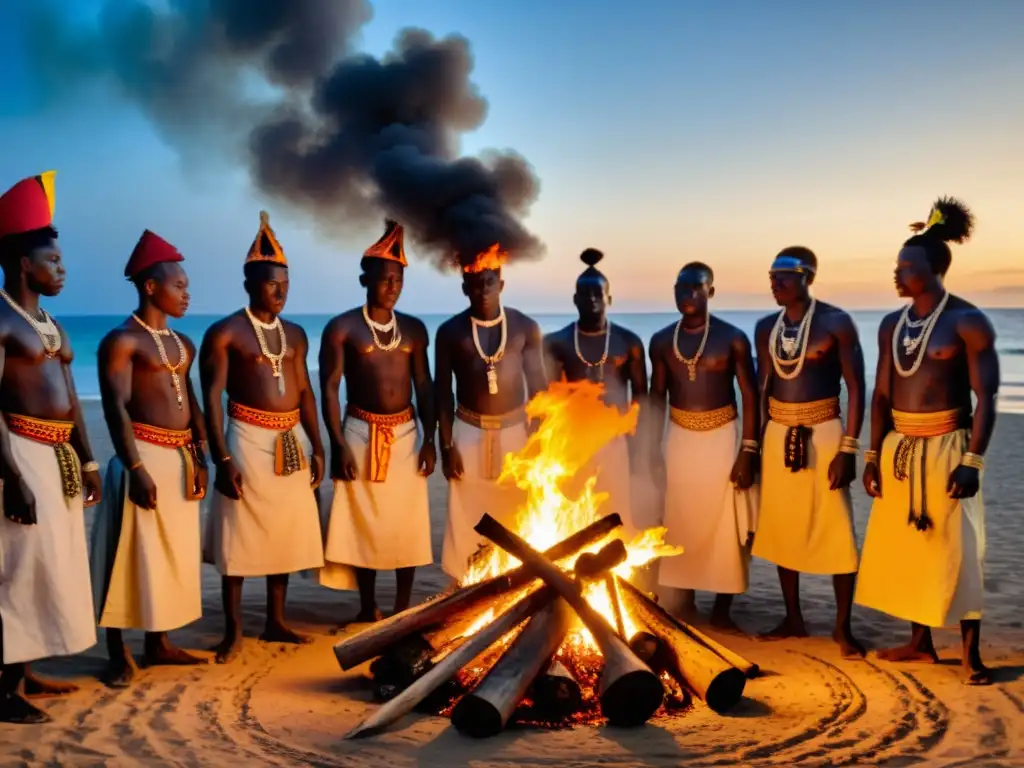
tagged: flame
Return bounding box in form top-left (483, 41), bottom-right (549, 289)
top-left (462, 243), bottom-right (508, 274)
top-left (461, 380), bottom-right (684, 653)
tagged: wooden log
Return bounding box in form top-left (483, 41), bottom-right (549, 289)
top-left (450, 599), bottom-right (572, 738)
top-left (605, 574), bottom-right (627, 638)
top-left (334, 513), bottom-right (623, 671)
top-left (473, 514), bottom-right (664, 728)
top-left (530, 660), bottom-right (582, 720)
top-left (678, 620), bottom-right (760, 679)
top-left (617, 576), bottom-right (746, 714)
top-left (345, 538), bottom-right (628, 739)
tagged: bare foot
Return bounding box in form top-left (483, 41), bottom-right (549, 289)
top-left (832, 628), bottom-right (866, 659)
top-left (104, 659), bottom-right (137, 689)
top-left (23, 670), bottom-right (79, 698)
top-left (710, 613), bottom-right (746, 635)
top-left (0, 693), bottom-right (51, 724)
top-left (759, 617), bottom-right (808, 640)
top-left (260, 623), bottom-right (312, 645)
top-left (145, 645), bottom-right (209, 667)
top-left (875, 643), bottom-right (939, 664)
top-left (212, 635), bottom-right (244, 665)
top-left (353, 607), bottom-right (384, 624)
top-left (963, 660), bottom-right (992, 686)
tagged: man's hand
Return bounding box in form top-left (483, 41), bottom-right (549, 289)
top-left (195, 462), bottom-right (209, 499)
top-left (82, 468), bottom-right (103, 507)
top-left (214, 461), bottom-right (244, 500)
top-left (442, 443), bottom-right (464, 481)
top-left (863, 461), bottom-right (882, 498)
top-left (3, 473), bottom-right (37, 525)
top-left (730, 450), bottom-right (758, 490)
top-left (948, 465), bottom-right (980, 499)
top-left (418, 440), bottom-right (437, 477)
top-left (828, 451), bottom-right (857, 490)
top-left (128, 465), bottom-right (158, 510)
top-left (330, 442), bottom-right (358, 482)
top-left (310, 450), bottom-right (325, 488)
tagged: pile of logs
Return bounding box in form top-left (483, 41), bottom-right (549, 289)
top-left (335, 513), bottom-right (760, 739)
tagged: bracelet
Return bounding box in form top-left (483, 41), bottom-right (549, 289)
top-left (81, 461), bottom-right (100, 473)
top-left (216, 455), bottom-right (233, 465)
top-left (838, 436), bottom-right (860, 454)
top-left (127, 460), bottom-right (143, 471)
top-left (960, 452), bottom-right (984, 470)
top-left (740, 439), bottom-right (759, 454)
top-left (864, 449), bottom-right (879, 465)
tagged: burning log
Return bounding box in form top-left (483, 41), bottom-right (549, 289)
top-left (616, 577), bottom-right (746, 714)
top-left (530, 660), bottom-right (583, 720)
top-left (678, 621), bottom-right (760, 679)
top-left (345, 540), bottom-right (628, 739)
top-left (334, 513), bottom-right (623, 671)
top-left (474, 514), bottom-right (664, 728)
top-left (451, 599), bottom-right (573, 738)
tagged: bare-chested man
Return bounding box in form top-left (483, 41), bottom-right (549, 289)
top-left (650, 262), bottom-right (759, 629)
top-left (543, 249), bottom-right (647, 534)
top-left (200, 211), bottom-right (325, 664)
top-left (0, 172), bottom-right (102, 723)
top-left (436, 250), bottom-right (548, 582)
top-left (90, 230), bottom-right (209, 688)
top-left (752, 247), bottom-right (866, 658)
top-left (319, 221), bottom-right (435, 621)
top-left (855, 198), bottom-right (996, 684)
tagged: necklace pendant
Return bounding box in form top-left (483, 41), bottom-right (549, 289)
top-left (486, 365), bottom-right (499, 395)
top-left (687, 362), bottom-right (697, 382)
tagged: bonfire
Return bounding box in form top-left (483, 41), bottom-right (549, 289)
top-left (335, 380), bottom-right (758, 739)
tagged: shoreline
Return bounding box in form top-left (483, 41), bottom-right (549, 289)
top-left (4, 401), bottom-right (1023, 765)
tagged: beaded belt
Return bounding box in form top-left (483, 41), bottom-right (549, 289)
top-left (891, 408), bottom-right (967, 532)
top-left (5, 414), bottom-right (81, 500)
top-left (346, 405), bottom-right (415, 483)
top-left (455, 404), bottom-right (526, 481)
top-left (669, 403), bottom-right (737, 432)
top-left (769, 397), bottom-right (841, 473)
top-left (228, 401), bottom-right (307, 476)
top-left (132, 422), bottom-right (204, 500)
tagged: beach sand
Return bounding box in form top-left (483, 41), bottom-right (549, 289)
top-left (3, 402), bottom-right (1023, 766)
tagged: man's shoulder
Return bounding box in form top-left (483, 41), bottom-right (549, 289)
top-left (754, 312), bottom-right (777, 334)
top-left (99, 322), bottom-right (139, 351)
top-left (395, 309), bottom-right (427, 334)
top-left (324, 307), bottom-right (363, 333)
top-left (202, 312), bottom-right (242, 341)
top-left (710, 315), bottom-right (750, 344)
top-left (948, 296), bottom-right (994, 338)
top-left (543, 323), bottom-right (573, 344)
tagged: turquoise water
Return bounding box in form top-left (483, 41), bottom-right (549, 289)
top-left (56, 310), bottom-right (1024, 413)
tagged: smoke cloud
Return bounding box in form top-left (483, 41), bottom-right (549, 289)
top-left (25, 0), bottom-right (543, 270)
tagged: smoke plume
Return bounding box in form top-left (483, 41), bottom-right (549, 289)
top-left (25, 0), bottom-right (543, 270)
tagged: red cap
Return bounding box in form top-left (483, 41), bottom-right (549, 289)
top-left (0, 171), bottom-right (56, 239)
top-left (124, 230), bottom-right (184, 280)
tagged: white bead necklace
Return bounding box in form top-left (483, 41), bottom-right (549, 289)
top-left (245, 306), bottom-right (288, 395)
top-left (672, 312), bottom-right (710, 382)
top-left (0, 288), bottom-right (61, 357)
top-left (573, 321), bottom-right (611, 382)
top-left (471, 308), bottom-right (507, 395)
top-left (132, 313), bottom-right (187, 408)
top-left (362, 305), bottom-right (402, 352)
top-left (768, 298), bottom-right (817, 381)
top-left (893, 292), bottom-right (949, 379)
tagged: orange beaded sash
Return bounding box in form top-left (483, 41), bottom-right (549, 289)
top-left (131, 422), bottom-right (204, 500)
top-left (227, 401), bottom-right (307, 476)
top-left (345, 405), bottom-right (415, 483)
top-left (5, 414), bottom-right (81, 500)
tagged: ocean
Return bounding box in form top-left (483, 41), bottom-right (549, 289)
top-left (59, 310), bottom-right (1024, 414)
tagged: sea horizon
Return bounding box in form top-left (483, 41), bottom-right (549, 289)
top-left (55, 308), bottom-right (1024, 414)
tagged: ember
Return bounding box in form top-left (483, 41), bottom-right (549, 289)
top-left (336, 381), bottom-right (759, 738)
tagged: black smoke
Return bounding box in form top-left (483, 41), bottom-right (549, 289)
top-left (25, 0), bottom-right (543, 270)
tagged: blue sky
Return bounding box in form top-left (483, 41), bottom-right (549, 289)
top-left (2, 0), bottom-right (1022, 315)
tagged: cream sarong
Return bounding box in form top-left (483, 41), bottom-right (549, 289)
top-left (855, 410), bottom-right (984, 628)
top-left (441, 407), bottom-right (528, 582)
top-left (752, 398), bottom-right (858, 575)
top-left (91, 426), bottom-right (202, 632)
top-left (0, 417), bottom-right (95, 664)
top-left (204, 410), bottom-right (324, 577)
top-left (320, 409), bottom-right (432, 591)
top-left (658, 408), bottom-right (759, 594)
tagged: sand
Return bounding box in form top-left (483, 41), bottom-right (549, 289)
top-left (2, 402), bottom-right (1023, 766)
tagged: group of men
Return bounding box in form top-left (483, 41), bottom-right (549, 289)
top-left (0, 169), bottom-right (997, 726)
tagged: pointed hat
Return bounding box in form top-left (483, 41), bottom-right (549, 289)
top-left (125, 229), bottom-right (184, 280)
top-left (363, 219), bottom-right (408, 266)
top-left (0, 171), bottom-right (56, 238)
top-left (245, 210), bottom-right (287, 266)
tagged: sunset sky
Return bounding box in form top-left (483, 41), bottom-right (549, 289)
top-left (1, 0), bottom-right (1022, 315)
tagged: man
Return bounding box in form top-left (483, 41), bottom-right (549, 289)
top-left (752, 246), bottom-right (866, 658)
top-left (200, 210), bottom-right (325, 664)
top-left (649, 262), bottom-right (759, 629)
top-left (856, 197), bottom-right (995, 684)
top-left (90, 230), bottom-right (209, 688)
top-left (543, 249), bottom-right (647, 534)
top-left (436, 248), bottom-right (547, 582)
top-left (0, 171), bottom-right (102, 724)
top-left (318, 221), bottom-right (435, 621)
